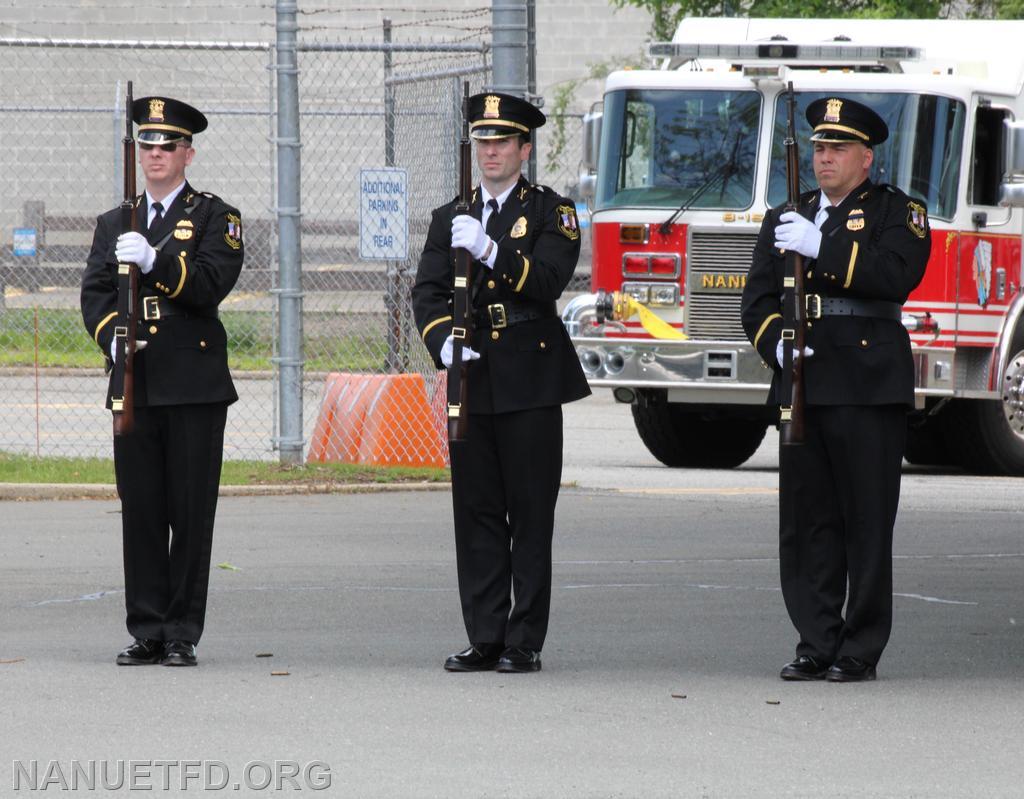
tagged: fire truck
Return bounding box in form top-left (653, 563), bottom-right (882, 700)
top-left (564, 16), bottom-right (1024, 474)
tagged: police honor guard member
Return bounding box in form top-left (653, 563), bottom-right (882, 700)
top-left (412, 92), bottom-right (590, 673)
top-left (80, 96), bottom-right (244, 667)
top-left (741, 97), bottom-right (931, 682)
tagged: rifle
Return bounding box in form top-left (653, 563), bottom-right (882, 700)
top-left (447, 81), bottom-right (473, 442)
top-left (111, 80), bottom-right (140, 437)
top-left (780, 82), bottom-right (806, 446)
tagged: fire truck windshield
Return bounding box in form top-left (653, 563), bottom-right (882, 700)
top-left (766, 91), bottom-right (965, 220)
top-left (596, 88), bottom-right (760, 210)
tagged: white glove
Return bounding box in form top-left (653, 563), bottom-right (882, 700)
top-left (774, 211), bottom-right (822, 259)
top-left (440, 333), bottom-right (481, 369)
top-left (451, 215), bottom-right (493, 263)
top-left (109, 338), bottom-right (147, 360)
top-left (776, 339), bottom-right (814, 368)
top-left (115, 232), bottom-right (157, 274)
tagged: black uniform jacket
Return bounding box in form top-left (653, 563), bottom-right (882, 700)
top-left (81, 182), bottom-right (244, 407)
top-left (741, 179), bottom-right (931, 407)
top-left (412, 176), bottom-right (590, 414)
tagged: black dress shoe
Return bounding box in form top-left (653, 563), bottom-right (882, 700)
top-left (779, 655), bottom-right (829, 681)
top-left (160, 640), bottom-right (198, 667)
top-left (116, 638), bottom-right (164, 666)
top-left (444, 643), bottom-right (504, 672)
top-left (826, 656), bottom-right (876, 682)
top-left (496, 646), bottom-right (542, 673)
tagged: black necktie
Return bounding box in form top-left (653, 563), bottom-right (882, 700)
top-left (485, 198), bottom-right (500, 237)
top-left (151, 201), bottom-right (164, 225)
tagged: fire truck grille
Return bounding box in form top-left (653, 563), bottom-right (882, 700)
top-left (685, 230), bottom-right (758, 342)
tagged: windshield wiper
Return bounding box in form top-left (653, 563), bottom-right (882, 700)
top-left (658, 133), bottom-right (742, 236)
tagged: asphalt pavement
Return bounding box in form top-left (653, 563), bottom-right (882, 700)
top-left (1, 393), bottom-right (1023, 798)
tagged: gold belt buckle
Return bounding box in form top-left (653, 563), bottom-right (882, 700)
top-left (805, 293), bottom-right (822, 320)
top-left (488, 304), bottom-right (507, 329)
top-left (143, 296), bottom-right (161, 321)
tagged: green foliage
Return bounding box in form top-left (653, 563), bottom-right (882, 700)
top-left (0, 308), bottom-right (386, 372)
top-left (545, 58), bottom-right (642, 177)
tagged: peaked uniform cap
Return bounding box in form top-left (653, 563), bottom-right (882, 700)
top-left (132, 96), bottom-right (208, 144)
top-left (805, 96), bottom-right (888, 147)
top-left (468, 92), bottom-right (546, 140)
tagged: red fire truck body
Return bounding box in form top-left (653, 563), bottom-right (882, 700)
top-left (566, 17), bottom-right (1024, 473)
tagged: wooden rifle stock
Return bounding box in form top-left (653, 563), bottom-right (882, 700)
top-left (112, 80), bottom-right (139, 437)
top-left (447, 82), bottom-right (473, 442)
top-left (781, 82), bottom-right (806, 446)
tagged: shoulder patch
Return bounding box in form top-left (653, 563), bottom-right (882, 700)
top-left (555, 203), bottom-right (580, 241)
top-left (225, 212), bottom-right (243, 249)
top-left (907, 201), bottom-right (928, 239)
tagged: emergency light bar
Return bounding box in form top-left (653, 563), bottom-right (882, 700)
top-left (648, 41), bottom-right (921, 64)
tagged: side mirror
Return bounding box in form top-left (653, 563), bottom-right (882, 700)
top-left (1000, 118), bottom-right (1024, 206)
top-left (579, 102), bottom-right (603, 204)
top-left (582, 102), bottom-right (603, 173)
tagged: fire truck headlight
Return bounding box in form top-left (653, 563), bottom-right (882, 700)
top-left (650, 285), bottom-right (680, 306)
top-left (624, 284), bottom-right (650, 303)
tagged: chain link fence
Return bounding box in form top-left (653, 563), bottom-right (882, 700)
top-left (0, 29), bottom-right (596, 466)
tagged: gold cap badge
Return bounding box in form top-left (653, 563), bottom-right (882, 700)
top-left (148, 98), bottom-right (165, 122)
top-left (484, 95), bottom-right (500, 119)
top-left (824, 98), bottom-right (843, 123)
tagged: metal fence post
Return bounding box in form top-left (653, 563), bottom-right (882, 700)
top-left (491, 0), bottom-right (528, 97)
top-left (275, 0), bottom-right (304, 464)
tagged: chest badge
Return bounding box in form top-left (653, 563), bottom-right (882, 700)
top-left (173, 219), bottom-right (194, 240)
top-left (846, 209), bottom-right (865, 231)
top-left (510, 216), bottom-right (528, 239)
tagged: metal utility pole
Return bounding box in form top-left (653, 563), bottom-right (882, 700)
top-left (275, 0), bottom-right (304, 464)
top-left (491, 0), bottom-right (534, 178)
top-left (491, 0), bottom-right (529, 97)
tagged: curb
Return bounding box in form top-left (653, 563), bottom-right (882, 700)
top-left (0, 481), bottom-right (451, 502)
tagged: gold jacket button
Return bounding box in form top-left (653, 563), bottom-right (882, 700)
top-left (200, 340), bottom-right (207, 349)
top-left (491, 330), bottom-right (500, 341)
top-left (861, 339), bottom-right (868, 347)
top-left (149, 325), bottom-right (158, 335)
top-left (487, 280), bottom-right (496, 290)
top-left (540, 341), bottom-right (546, 349)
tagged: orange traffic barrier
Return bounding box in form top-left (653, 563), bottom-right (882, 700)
top-left (307, 372), bottom-right (447, 468)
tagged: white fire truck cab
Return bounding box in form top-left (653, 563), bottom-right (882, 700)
top-left (566, 16), bottom-right (1024, 474)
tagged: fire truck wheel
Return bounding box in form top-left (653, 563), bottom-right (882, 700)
top-left (943, 347), bottom-right (1024, 475)
top-left (904, 411), bottom-right (958, 467)
top-left (630, 402), bottom-right (768, 469)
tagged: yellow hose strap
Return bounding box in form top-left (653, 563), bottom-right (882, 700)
top-left (615, 294), bottom-right (687, 340)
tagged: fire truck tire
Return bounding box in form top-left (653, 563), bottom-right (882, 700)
top-left (630, 403), bottom-right (768, 469)
top-left (904, 412), bottom-right (957, 467)
top-left (945, 397), bottom-right (1024, 475)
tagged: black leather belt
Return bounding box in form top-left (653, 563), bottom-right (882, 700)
top-left (142, 295), bottom-right (218, 321)
top-left (805, 294), bottom-right (902, 322)
top-left (473, 303), bottom-right (553, 330)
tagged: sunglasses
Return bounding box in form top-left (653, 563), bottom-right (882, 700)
top-left (139, 141), bottom-right (189, 152)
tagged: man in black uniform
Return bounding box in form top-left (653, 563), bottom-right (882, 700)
top-left (741, 97), bottom-right (931, 682)
top-left (412, 92), bottom-right (590, 673)
top-left (81, 96), bottom-right (244, 667)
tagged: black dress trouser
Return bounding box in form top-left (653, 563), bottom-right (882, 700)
top-left (449, 405), bottom-right (563, 650)
top-left (779, 404), bottom-right (907, 666)
top-left (113, 402), bottom-right (228, 645)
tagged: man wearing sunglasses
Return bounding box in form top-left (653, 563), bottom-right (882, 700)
top-left (80, 96), bottom-right (244, 668)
